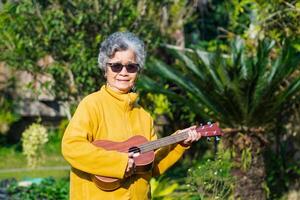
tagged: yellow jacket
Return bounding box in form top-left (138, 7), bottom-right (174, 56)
top-left (62, 85), bottom-right (187, 200)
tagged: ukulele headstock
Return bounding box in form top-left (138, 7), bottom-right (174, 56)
top-left (196, 122), bottom-right (223, 139)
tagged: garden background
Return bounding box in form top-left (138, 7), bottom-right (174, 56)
top-left (0, 0), bottom-right (299, 199)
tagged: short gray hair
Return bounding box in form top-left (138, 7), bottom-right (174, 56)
top-left (98, 32), bottom-right (146, 71)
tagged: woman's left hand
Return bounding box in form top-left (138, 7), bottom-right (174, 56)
top-left (180, 125), bottom-right (201, 147)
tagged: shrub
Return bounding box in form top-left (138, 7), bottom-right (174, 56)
top-left (150, 177), bottom-right (179, 200)
top-left (184, 151), bottom-right (233, 199)
top-left (6, 177), bottom-right (69, 200)
top-left (21, 123), bottom-right (48, 168)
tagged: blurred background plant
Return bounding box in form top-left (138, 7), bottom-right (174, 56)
top-left (0, 62), bottom-right (19, 137)
top-left (6, 177), bottom-right (69, 200)
top-left (150, 177), bottom-right (179, 200)
top-left (149, 149), bottom-right (233, 200)
top-left (138, 37), bottom-right (300, 199)
top-left (184, 150), bottom-right (233, 200)
top-left (21, 123), bottom-right (48, 168)
top-left (0, 98), bottom-right (19, 135)
top-left (0, 0), bottom-right (197, 102)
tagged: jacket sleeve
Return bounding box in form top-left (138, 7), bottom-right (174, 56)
top-left (61, 99), bottom-right (128, 179)
top-left (149, 118), bottom-right (189, 177)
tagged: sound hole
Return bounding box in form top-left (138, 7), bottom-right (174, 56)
top-left (128, 146), bottom-right (141, 153)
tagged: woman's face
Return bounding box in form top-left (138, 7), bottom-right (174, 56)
top-left (106, 49), bottom-right (139, 93)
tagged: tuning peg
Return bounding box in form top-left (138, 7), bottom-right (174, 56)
top-left (207, 121), bottom-right (212, 127)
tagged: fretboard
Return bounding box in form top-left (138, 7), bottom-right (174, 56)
top-left (138, 130), bottom-right (189, 153)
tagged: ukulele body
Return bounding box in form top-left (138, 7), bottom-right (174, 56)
top-left (91, 135), bottom-right (155, 191)
top-left (89, 123), bottom-right (223, 191)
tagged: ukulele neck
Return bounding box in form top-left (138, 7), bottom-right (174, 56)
top-left (138, 131), bottom-right (189, 153)
top-left (137, 124), bottom-right (221, 153)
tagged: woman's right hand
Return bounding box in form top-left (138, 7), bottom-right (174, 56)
top-left (124, 152), bottom-right (140, 178)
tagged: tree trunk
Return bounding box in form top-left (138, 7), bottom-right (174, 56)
top-left (224, 131), bottom-right (267, 200)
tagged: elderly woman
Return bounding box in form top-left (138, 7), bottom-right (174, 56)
top-left (62, 32), bottom-right (201, 200)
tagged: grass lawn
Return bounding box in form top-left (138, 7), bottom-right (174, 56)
top-left (0, 168), bottom-right (69, 180)
top-left (0, 135), bottom-right (69, 180)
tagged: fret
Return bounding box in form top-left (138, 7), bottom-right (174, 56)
top-left (139, 130), bottom-right (189, 153)
top-left (139, 123), bottom-right (221, 153)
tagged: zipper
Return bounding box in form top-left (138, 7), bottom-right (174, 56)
top-left (125, 95), bottom-right (132, 138)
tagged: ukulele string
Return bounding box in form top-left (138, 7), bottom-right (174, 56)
top-left (139, 131), bottom-right (189, 152)
top-left (139, 130), bottom-right (218, 152)
top-left (114, 128), bottom-right (218, 153)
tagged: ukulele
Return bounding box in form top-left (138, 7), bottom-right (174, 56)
top-left (91, 123), bottom-right (223, 191)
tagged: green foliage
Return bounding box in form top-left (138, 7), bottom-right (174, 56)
top-left (186, 152), bottom-right (233, 199)
top-left (139, 38), bottom-right (300, 128)
top-left (241, 147), bottom-right (252, 171)
top-left (227, 0), bottom-right (300, 42)
top-left (7, 177), bottom-right (69, 200)
top-left (0, 0), bottom-right (196, 101)
top-left (150, 177), bottom-right (179, 200)
top-left (148, 150), bottom-right (233, 200)
top-left (0, 71), bottom-right (19, 135)
top-left (185, 0), bottom-right (230, 44)
top-left (185, 0), bottom-right (300, 52)
top-left (138, 36), bottom-right (300, 199)
top-left (265, 139), bottom-right (300, 199)
top-left (21, 123), bottom-right (48, 168)
top-left (58, 119), bottom-right (69, 139)
top-left (145, 93), bottom-right (172, 120)
top-left (0, 99), bottom-right (19, 135)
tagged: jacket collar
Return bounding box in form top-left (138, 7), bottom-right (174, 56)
top-left (101, 85), bottom-right (138, 110)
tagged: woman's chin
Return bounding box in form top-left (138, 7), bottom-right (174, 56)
top-left (115, 85), bottom-right (132, 93)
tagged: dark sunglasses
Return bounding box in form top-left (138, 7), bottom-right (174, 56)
top-left (107, 63), bottom-right (140, 73)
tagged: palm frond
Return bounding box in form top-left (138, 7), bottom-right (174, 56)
top-left (137, 76), bottom-right (213, 121)
top-left (171, 49), bottom-right (205, 81)
top-left (142, 38), bottom-right (300, 128)
top-left (196, 49), bottom-right (225, 93)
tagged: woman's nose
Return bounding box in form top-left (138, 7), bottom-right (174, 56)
top-left (119, 66), bottom-right (129, 74)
